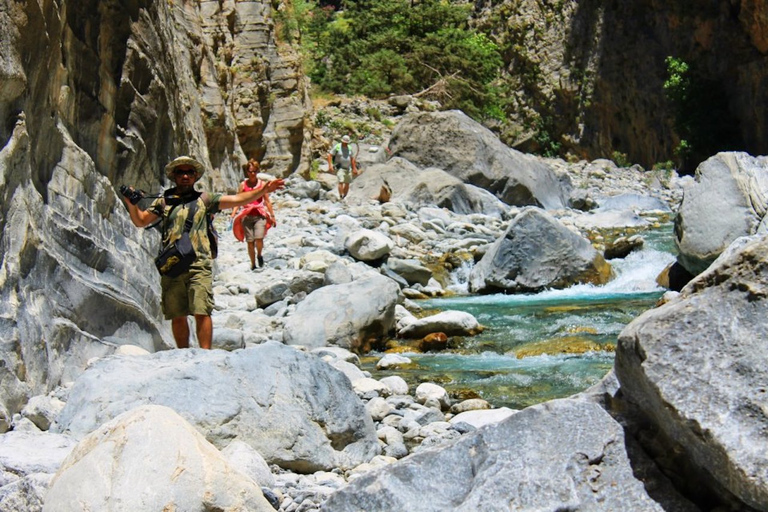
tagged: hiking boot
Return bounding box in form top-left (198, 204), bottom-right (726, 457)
top-left (257, 255), bottom-right (264, 267)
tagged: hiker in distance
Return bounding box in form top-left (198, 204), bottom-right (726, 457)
top-left (327, 134), bottom-right (358, 200)
top-left (229, 158), bottom-right (276, 270)
top-left (121, 156), bottom-right (284, 350)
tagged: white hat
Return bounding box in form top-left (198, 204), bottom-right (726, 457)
top-left (165, 156), bottom-right (204, 180)
top-left (341, 135), bottom-right (351, 143)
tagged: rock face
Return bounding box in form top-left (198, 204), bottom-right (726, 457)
top-left (44, 405), bottom-right (274, 512)
top-left (473, 0), bottom-right (768, 168)
top-left (616, 235), bottom-right (768, 510)
top-left (674, 152), bottom-right (768, 275)
top-left (52, 343), bottom-right (380, 473)
top-left (388, 111), bottom-right (570, 209)
top-left (347, 157), bottom-right (510, 218)
top-left (321, 399), bottom-right (669, 512)
top-left (470, 207), bottom-right (612, 293)
top-left (282, 274), bottom-right (401, 353)
top-left (0, 0), bottom-right (311, 420)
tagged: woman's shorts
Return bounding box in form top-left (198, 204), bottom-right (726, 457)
top-left (242, 215), bottom-right (267, 241)
top-left (161, 267), bottom-right (214, 319)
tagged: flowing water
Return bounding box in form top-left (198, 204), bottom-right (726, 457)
top-left (362, 222), bottom-right (677, 409)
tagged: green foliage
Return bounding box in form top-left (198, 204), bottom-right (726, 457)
top-left (296, 0), bottom-right (503, 121)
top-left (533, 116), bottom-right (561, 158)
top-left (274, 0), bottom-right (317, 44)
top-left (365, 106), bottom-right (383, 122)
top-left (663, 57), bottom-right (689, 102)
top-left (314, 109), bottom-right (331, 127)
top-left (309, 159), bottom-right (320, 180)
top-left (652, 160), bottom-right (675, 171)
top-left (611, 151), bottom-right (630, 168)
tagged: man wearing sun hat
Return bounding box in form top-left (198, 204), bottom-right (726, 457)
top-left (122, 155), bottom-right (284, 349)
top-left (327, 134), bottom-right (358, 200)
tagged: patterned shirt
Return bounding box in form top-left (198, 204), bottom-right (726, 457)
top-left (149, 191), bottom-right (222, 269)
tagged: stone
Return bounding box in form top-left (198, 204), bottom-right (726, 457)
top-left (52, 343), bottom-right (379, 473)
top-left (44, 405), bottom-right (274, 512)
top-left (321, 400), bottom-right (671, 511)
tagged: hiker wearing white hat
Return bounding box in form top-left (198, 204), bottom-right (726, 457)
top-left (122, 155), bottom-right (284, 350)
top-left (327, 135), bottom-right (358, 200)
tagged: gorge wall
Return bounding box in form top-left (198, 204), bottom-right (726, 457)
top-left (475, 0), bottom-right (768, 171)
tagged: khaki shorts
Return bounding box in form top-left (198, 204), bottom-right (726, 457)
top-left (161, 266), bottom-right (214, 319)
top-left (242, 215), bottom-right (267, 242)
top-left (336, 167), bottom-right (353, 184)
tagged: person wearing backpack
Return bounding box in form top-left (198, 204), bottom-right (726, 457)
top-left (229, 158), bottom-right (276, 270)
top-left (122, 156), bottom-right (284, 349)
top-left (327, 135), bottom-right (358, 200)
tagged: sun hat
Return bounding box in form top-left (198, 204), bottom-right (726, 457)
top-left (165, 156), bottom-right (205, 180)
top-left (341, 135), bottom-right (351, 143)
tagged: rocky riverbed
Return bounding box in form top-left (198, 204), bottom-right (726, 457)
top-left (4, 108), bottom-right (768, 511)
top-left (0, 130), bottom-right (690, 511)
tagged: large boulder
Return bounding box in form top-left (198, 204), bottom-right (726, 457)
top-left (44, 405), bottom-right (274, 512)
top-left (674, 152), bottom-right (768, 275)
top-left (616, 234), bottom-right (768, 510)
top-left (52, 343), bottom-right (380, 473)
top-left (348, 157), bottom-right (509, 218)
top-left (470, 207), bottom-right (613, 293)
top-left (388, 110), bottom-right (569, 209)
top-left (283, 274), bottom-right (401, 353)
top-left (321, 399), bottom-right (675, 511)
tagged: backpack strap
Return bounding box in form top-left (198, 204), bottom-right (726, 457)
top-left (183, 200), bottom-right (198, 233)
top-left (161, 198), bottom-right (199, 244)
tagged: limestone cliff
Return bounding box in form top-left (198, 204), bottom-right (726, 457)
top-left (474, 0), bottom-right (768, 170)
top-left (0, 0), bottom-right (310, 422)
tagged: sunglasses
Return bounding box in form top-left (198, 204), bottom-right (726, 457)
top-left (174, 168), bottom-right (196, 176)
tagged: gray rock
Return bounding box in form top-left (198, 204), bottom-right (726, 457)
top-left (469, 207), bottom-right (613, 293)
top-left (321, 399), bottom-right (667, 511)
top-left (345, 229), bottom-right (394, 261)
top-left (675, 152), bottom-right (768, 275)
top-left (254, 280), bottom-right (292, 308)
top-left (0, 473), bottom-right (52, 512)
top-left (385, 258), bottom-right (432, 286)
top-left (397, 310), bottom-right (481, 339)
top-left (20, 395), bottom-right (65, 431)
top-left (616, 234), bottom-right (768, 510)
top-left (44, 405), bottom-right (274, 512)
top-left (0, 431), bottom-right (76, 476)
top-left (347, 158), bottom-right (509, 218)
top-left (52, 343), bottom-right (379, 472)
top-left (221, 439), bottom-right (276, 488)
top-left (212, 327), bottom-right (245, 351)
top-left (389, 110), bottom-right (569, 209)
top-left (283, 274), bottom-right (400, 353)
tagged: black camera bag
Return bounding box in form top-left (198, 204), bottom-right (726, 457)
top-left (155, 201), bottom-right (198, 277)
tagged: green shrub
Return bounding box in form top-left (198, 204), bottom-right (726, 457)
top-left (611, 151), bottom-right (630, 167)
top-left (297, 0), bottom-right (502, 122)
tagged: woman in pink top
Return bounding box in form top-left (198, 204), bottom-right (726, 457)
top-left (231, 159), bottom-right (276, 270)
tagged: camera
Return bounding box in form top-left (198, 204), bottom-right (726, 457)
top-left (120, 185), bottom-right (145, 205)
